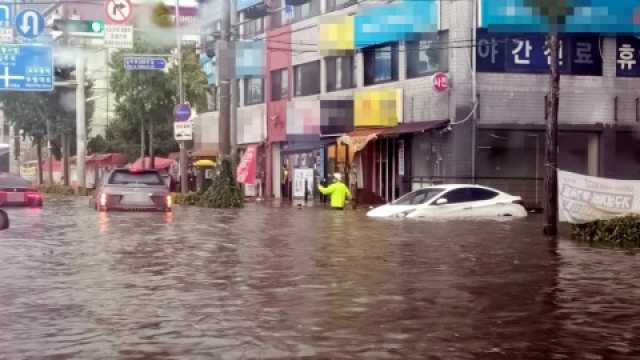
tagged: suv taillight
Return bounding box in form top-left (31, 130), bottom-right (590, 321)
top-left (166, 195), bottom-right (172, 208)
top-left (99, 193), bottom-right (107, 207)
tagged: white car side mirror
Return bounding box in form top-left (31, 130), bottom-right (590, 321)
top-left (435, 198), bottom-right (448, 205)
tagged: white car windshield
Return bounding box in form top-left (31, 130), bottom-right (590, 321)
top-left (392, 188), bottom-right (444, 205)
top-left (109, 171), bottom-right (164, 186)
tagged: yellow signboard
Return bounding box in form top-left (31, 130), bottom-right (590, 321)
top-left (319, 16), bottom-right (355, 56)
top-left (354, 88), bottom-right (402, 127)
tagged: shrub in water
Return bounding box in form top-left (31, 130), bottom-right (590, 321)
top-left (572, 215), bottom-right (640, 249)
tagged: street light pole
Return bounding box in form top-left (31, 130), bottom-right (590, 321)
top-left (176, 0), bottom-right (188, 193)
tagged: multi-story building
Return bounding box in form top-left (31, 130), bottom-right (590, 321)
top-left (197, 0), bottom-right (640, 207)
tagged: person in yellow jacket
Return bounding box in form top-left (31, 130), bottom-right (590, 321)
top-left (318, 173), bottom-right (352, 210)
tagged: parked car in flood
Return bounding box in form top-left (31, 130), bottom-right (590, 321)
top-left (0, 172), bottom-right (43, 207)
top-left (367, 184), bottom-right (527, 219)
top-left (93, 169), bottom-right (172, 212)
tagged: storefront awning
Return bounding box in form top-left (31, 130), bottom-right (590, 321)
top-left (380, 120), bottom-right (449, 137)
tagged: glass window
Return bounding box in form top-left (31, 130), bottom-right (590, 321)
top-left (393, 188), bottom-right (444, 205)
top-left (242, 17), bottom-right (264, 39)
top-left (109, 171), bottom-right (164, 186)
top-left (364, 43), bottom-right (398, 85)
top-left (293, 0), bottom-right (320, 22)
top-left (244, 77), bottom-right (264, 105)
top-left (470, 188), bottom-right (499, 201)
top-left (326, 56), bottom-right (356, 92)
top-left (407, 31), bottom-right (449, 78)
top-left (294, 61), bottom-right (320, 96)
top-left (326, 0), bottom-right (356, 11)
top-left (440, 188), bottom-right (475, 204)
top-left (271, 68), bottom-right (288, 101)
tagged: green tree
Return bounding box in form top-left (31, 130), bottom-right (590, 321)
top-left (0, 85), bottom-right (94, 184)
top-left (107, 34), bottom-right (207, 163)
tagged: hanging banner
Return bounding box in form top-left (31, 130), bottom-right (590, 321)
top-left (558, 170), bottom-right (639, 224)
top-left (237, 144), bottom-right (257, 185)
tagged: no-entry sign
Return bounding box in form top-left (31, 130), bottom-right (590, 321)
top-left (105, 0), bottom-right (132, 25)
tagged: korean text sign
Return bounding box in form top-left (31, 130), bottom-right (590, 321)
top-left (476, 30), bottom-right (602, 76)
top-left (559, 170), bottom-right (640, 224)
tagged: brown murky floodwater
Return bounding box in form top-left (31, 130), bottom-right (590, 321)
top-left (0, 197), bottom-right (639, 359)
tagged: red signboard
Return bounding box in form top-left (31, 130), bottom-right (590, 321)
top-left (433, 72), bottom-right (449, 92)
top-left (105, 0), bottom-right (133, 25)
top-left (237, 145), bottom-right (257, 185)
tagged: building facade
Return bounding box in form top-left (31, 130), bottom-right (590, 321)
top-left (197, 0), bottom-right (640, 207)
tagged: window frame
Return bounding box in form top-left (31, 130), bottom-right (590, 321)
top-left (326, 55), bottom-right (356, 92)
top-left (363, 42), bottom-right (399, 86)
top-left (244, 76), bottom-right (264, 106)
top-left (406, 31), bottom-right (449, 79)
top-left (271, 68), bottom-right (289, 101)
top-left (294, 60), bottom-right (321, 97)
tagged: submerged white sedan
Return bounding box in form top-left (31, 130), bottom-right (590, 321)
top-left (367, 184), bottom-right (528, 219)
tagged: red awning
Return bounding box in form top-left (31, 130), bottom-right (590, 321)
top-left (128, 157), bottom-right (176, 171)
top-left (86, 153), bottom-right (126, 167)
top-left (380, 120), bottom-right (450, 136)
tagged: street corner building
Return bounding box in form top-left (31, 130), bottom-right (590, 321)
top-left (194, 0), bottom-right (640, 208)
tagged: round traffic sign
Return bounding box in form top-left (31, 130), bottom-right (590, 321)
top-left (105, 0), bottom-right (133, 25)
top-left (15, 9), bottom-right (45, 39)
top-left (433, 72), bottom-right (449, 92)
top-left (174, 104), bottom-right (192, 122)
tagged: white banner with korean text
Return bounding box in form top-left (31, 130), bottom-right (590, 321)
top-left (558, 170), bottom-right (639, 224)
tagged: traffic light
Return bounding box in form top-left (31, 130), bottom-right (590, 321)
top-left (52, 19), bottom-right (104, 34)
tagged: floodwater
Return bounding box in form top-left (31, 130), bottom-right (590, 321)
top-left (0, 197), bottom-right (638, 359)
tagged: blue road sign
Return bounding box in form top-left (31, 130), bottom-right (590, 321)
top-left (0, 44), bottom-right (53, 91)
top-left (123, 56), bottom-right (167, 71)
top-left (174, 104), bottom-right (192, 122)
top-left (0, 3), bottom-right (12, 27)
top-left (15, 9), bottom-right (44, 39)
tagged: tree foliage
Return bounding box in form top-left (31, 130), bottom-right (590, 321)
top-left (106, 34), bottom-right (208, 161)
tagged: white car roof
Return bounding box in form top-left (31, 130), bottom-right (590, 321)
top-left (416, 184), bottom-right (507, 193)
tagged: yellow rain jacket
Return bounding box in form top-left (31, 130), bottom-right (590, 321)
top-left (318, 180), bottom-right (352, 209)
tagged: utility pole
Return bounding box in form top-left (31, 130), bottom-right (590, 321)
top-left (45, 117), bottom-right (53, 184)
top-left (229, 0), bottom-right (237, 156)
top-left (544, 32), bottom-right (560, 236)
top-left (217, 0), bottom-right (232, 157)
top-left (176, 0), bottom-right (188, 193)
top-left (76, 54), bottom-right (87, 189)
top-left (62, 5), bottom-right (70, 186)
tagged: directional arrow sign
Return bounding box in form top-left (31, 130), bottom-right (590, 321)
top-left (123, 55), bottom-right (167, 71)
top-left (0, 44), bottom-right (53, 91)
top-left (0, 3), bottom-right (12, 26)
top-left (15, 9), bottom-right (44, 39)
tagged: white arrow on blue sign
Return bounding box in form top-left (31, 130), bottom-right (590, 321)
top-left (174, 104), bottom-right (192, 122)
top-left (0, 44), bottom-right (53, 91)
top-left (0, 3), bottom-right (12, 26)
top-left (15, 9), bottom-right (44, 39)
top-left (123, 55), bottom-right (167, 71)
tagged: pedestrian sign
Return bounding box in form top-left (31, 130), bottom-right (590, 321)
top-left (15, 9), bottom-right (44, 39)
top-left (0, 44), bottom-right (53, 91)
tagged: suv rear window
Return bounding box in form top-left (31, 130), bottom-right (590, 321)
top-left (108, 170), bottom-right (164, 186)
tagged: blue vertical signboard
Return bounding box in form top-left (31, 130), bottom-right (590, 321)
top-left (476, 30), bottom-right (602, 76)
top-left (0, 44), bottom-right (53, 91)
